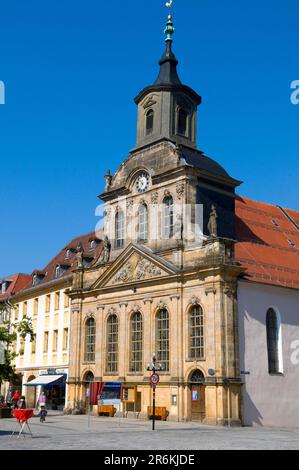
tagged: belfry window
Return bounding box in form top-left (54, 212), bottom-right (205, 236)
top-left (178, 109), bottom-right (188, 136)
top-left (156, 309), bottom-right (169, 372)
top-left (84, 318), bottom-right (96, 363)
top-left (106, 314), bottom-right (119, 373)
top-left (138, 204), bottom-right (148, 241)
top-left (146, 109), bottom-right (154, 135)
top-left (163, 196), bottom-right (174, 239)
top-left (115, 210), bottom-right (125, 249)
top-left (266, 308), bottom-right (283, 374)
top-left (189, 305), bottom-right (205, 360)
top-left (130, 312), bottom-right (143, 373)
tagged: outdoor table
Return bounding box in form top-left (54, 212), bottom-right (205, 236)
top-left (11, 409), bottom-right (34, 439)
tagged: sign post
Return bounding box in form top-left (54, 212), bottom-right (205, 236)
top-left (147, 354), bottom-right (162, 431)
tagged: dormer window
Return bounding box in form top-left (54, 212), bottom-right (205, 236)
top-left (32, 272), bottom-right (45, 286)
top-left (1, 282), bottom-right (7, 294)
top-left (90, 240), bottom-right (96, 250)
top-left (65, 249), bottom-right (71, 259)
top-left (178, 109), bottom-right (188, 136)
top-left (146, 109), bottom-right (154, 136)
top-left (55, 265), bottom-right (61, 278)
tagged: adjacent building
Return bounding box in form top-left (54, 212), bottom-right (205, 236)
top-left (11, 233), bottom-right (102, 410)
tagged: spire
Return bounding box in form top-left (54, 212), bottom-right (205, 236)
top-left (154, 12), bottom-right (181, 86)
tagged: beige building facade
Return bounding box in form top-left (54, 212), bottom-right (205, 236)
top-left (66, 20), bottom-right (244, 425)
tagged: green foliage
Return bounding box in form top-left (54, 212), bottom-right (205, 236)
top-left (0, 302), bottom-right (34, 386)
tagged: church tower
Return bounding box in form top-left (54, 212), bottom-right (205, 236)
top-left (134, 15), bottom-right (201, 150)
top-left (68, 6), bottom-right (243, 427)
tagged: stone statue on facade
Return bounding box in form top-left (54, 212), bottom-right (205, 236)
top-left (174, 214), bottom-right (183, 240)
top-left (207, 205), bottom-right (218, 238)
top-left (102, 236), bottom-right (111, 264)
top-left (76, 243), bottom-right (84, 269)
top-left (105, 169), bottom-right (112, 191)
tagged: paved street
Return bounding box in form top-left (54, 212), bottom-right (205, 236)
top-left (0, 414), bottom-right (298, 450)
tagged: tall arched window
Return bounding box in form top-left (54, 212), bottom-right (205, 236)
top-left (146, 109), bottom-right (154, 135)
top-left (163, 196), bottom-right (174, 239)
top-left (115, 210), bottom-right (125, 249)
top-left (266, 308), bottom-right (283, 374)
top-left (106, 314), bottom-right (119, 373)
top-left (156, 309), bottom-right (169, 372)
top-left (85, 318), bottom-right (96, 363)
top-left (138, 204), bottom-right (148, 241)
top-left (130, 312), bottom-right (143, 372)
top-left (178, 109), bottom-right (188, 136)
top-left (189, 305), bottom-right (204, 360)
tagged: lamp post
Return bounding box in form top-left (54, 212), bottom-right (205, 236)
top-left (147, 353), bottom-right (163, 431)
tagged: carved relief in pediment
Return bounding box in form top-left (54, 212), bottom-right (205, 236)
top-left (110, 254), bottom-right (165, 286)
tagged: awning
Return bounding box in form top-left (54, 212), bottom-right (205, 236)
top-left (24, 375), bottom-right (64, 387)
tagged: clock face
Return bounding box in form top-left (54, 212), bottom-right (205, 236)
top-left (136, 172), bottom-right (149, 193)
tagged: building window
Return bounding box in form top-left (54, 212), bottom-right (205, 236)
top-left (55, 292), bottom-right (60, 311)
top-left (53, 330), bottom-right (58, 352)
top-left (115, 210), bottom-right (125, 249)
top-left (64, 292), bottom-right (70, 308)
top-left (138, 204), bottom-right (148, 242)
top-left (23, 302), bottom-right (28, 319)
top-left (63, 328), bottom-right (69, 351)
top-left (34, 299), bottom-right (39, 317)
top-left (146, 109), bottom-right (154, 135)
top-left (85, 318), bottom-right (96, 363)
top-left (31, 335), bottom-right (36, 354)
top-left (266, 308), bottom-right (283, 374)
top-left (156, 309), bottom-right (169, 372)
top-left (130, 312), bottom-right (143, 373)
top-left (45, 295), bottom-right (51, 313)
top-left (163, 196), bottom-right (174, 239)
top-left (106, 315), bottom-right (119, 373)
top-left (189, 305), bottom-right (204, 360)
top-left (43, 332), bottom-right (49, 353)
top-left (178, 109), bottom-right (188, 136)
top-left (19, 337), bottom-right (25, 356)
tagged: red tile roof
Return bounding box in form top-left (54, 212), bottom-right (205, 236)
top-left (235, 196), bottom-right (299, 290)
top-left (28, 231), bottom-right (103, 289)
top-left (0, 274), bottom-right (32, 302)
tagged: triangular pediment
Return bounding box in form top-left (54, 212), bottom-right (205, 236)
top-left (91, 244), bottom-right (178, 289)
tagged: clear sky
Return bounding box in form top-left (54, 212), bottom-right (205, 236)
top-left (0, 0), bottom-right (298, 278)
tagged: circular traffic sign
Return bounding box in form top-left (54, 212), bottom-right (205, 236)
top-left (150, 373), bottom-right (160, 385)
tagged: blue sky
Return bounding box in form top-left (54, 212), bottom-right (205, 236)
top-left (0, 0), bottom-right (298, 278)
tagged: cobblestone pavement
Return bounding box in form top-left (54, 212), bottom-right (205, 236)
top-left (0, 414), bottom-right (298, 450)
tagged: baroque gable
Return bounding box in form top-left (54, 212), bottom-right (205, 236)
top-left (91, 244), bottom-right (178, 289)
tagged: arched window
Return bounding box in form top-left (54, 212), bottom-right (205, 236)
top-left (130, 312), bottom-right (143, 372)
top-left (106, 314), bottom-right (119, 373)
top-left (146, 109), bottom-right (154, 135)
top-left (156, 309), bottom-right (169, 372)
top-left (115, 210), bottom-right (125, 249)
top-left (85, 318), bottom-right (96, 363)
top-left (189, 305), bottom-right (204, 360)
top-left (266, 308), bottom-right (283, 374)
top-left (138, 204), bottom-right (148, 241)
top-left (163, 196), bottom-right (174, 239)
top-left (178, 109), bottom-right (188, 136)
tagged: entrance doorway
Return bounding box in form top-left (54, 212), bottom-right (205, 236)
top-left (189, 370), bottom-right (206, 422)
top-left (83, 371), bottom-right (94, 414)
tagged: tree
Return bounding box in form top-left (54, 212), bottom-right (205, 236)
top-left (0, 302), bottom-right (34, 388)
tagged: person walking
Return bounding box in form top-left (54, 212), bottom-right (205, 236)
top-left (37, 392), bottom-right (47, 422)
top-left (12, 390), bottom-right (20, 409)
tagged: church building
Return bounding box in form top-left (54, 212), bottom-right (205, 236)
top-left (66, 14), bottom-right (244, 425)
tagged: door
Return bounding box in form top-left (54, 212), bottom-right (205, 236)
top-left (191, 385), bottom-right (205, 422)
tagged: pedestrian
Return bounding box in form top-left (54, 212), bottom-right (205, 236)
top-left (37, 392), bottom-right (47, 422)
top-left (12, 390), bottom-right (20, 409)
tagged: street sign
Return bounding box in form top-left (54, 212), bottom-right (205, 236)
top-left (150, 373), bottom-right (160, 386)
